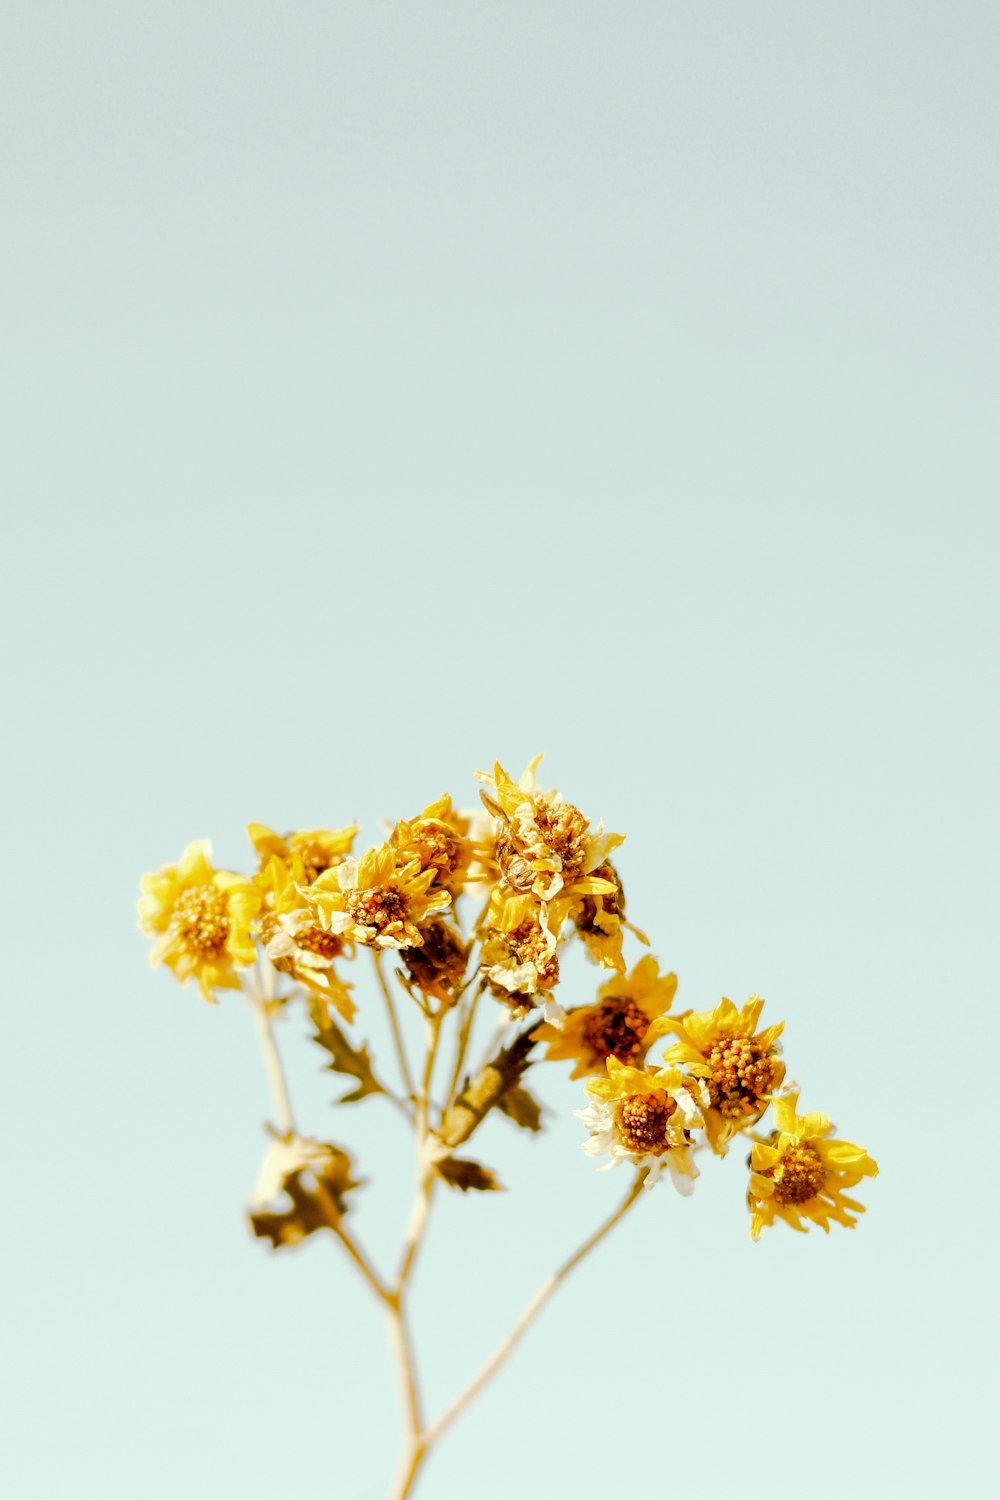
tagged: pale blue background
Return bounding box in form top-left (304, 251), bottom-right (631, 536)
top-left (2, 4), bottom-right (998, 1498)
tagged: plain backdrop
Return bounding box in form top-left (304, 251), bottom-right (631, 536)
top-left (2, 5), bottom-right (998, 1498)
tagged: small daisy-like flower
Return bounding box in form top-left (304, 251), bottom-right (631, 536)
top-left (255, 852), bottom-right (355, 1019)
top-left (576, 1057), bottom-right (708, 1194)
top-left (650, 995), bottom-right (785, 1156)
top-left (257, 858), bottom-right (355, 1023)
top-left (390, 795), bottom-right (475, 898)
top-left (248, 822), bottom-right (358, 886)
top-left (476, 757), bottom-right (624, 903)
top-left (480, 890), bottom-right (562, 1018)
top-left (310, 842), bottom-right (451, 949)
top-left (748, 1091), bottom-right (878, 1240)
top-left (534, 955), bottom-right (678, 1078)
top-left (138, 840), bottom-right (260, 1001)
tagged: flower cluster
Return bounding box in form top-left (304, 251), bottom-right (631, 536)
top-left (138, 757), bottom-right (877, 1241)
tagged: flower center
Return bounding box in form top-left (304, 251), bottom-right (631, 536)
top-left (532, 798), bottom-right (589, 878)
top-left (172, 886), bottom-right (229, 956)
top-left (616, 1091), bottom-right (676, 1155)
top-left (580, 998), bottom-right (649, 1066)
top-left (771, 1141), bottom-right (826, 1206)
top-left (706, 1035), bottom-right (779, 1118)
top-left (346, 887), bottom-right (406, 935)
top-left (294, 841), bottom-right (336, 885)
top-left (295, 925), bottom-right (343, 961)
top-left (508, 918), bottom-right (559, 988)
top-left (415, 823), bottom-right (466, 881)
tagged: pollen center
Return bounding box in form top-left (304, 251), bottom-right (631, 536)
top-left (706, 1035), bottom-right (778, 1117)
top-left (581, 998), bottom-right (650, 1066)
top-left (295, 842), bottom-right (336, 885)
top-left (533, 798), bottom-right (589, 877)
top-left (172, 886), bottom-right (229, 955)
top-left (295, 926), bottom-right (343, 961)
top-left (771, 1142), bottom-right (826, 1206)
top-left (508, 919), bottom-right (559, 989)
top-left (415, 824), bottom-right (465, 881)
top-left (616, 1091), bottom-right (676, 1155)
top-left (346, 888), bottom-right (406, 935)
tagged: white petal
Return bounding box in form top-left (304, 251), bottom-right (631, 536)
top-left (542, 996), bottom-right (567, 1026)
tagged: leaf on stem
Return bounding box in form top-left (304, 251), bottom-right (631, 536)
top-left (248, 1134), bottom-right (360, 1249)
top-left (309, 1007), bottom-right (386, 1105)
top-left (435, 1156), bottom-right (504, 1192)
top-left (498, 1081), bottom-right (544, 1133)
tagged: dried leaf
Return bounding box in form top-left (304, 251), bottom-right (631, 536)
top-left (498, 1082), bottom-right (544, 1133)
top-left (249, 1140), bottom-right (360, 1249)
top-left (309, 1006), bottom-right (386, 1105)
top-left (434, 1156), bottom-right (504, 1193)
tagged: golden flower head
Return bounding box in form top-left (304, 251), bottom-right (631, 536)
top-left (534, 955), bottom-right (678, 1078)
top-left (248, 822), bottom-right (358, 887)
top-left (138, 840), bottom-right (260, 1001)
top-left (389, 794), bottom-right (475, 898)
top-left (256, 856), bottom-right (355, 1024)
top-left (480, 889), bottom-right (562, 1019)
top-left (476, 757), bottom-right (624, 903)
top-left (748, 1090), bottom-right (878, 1240)
top-left (309, 842), bottom-right (451, 950)
top-left (649, 995), bottom-right (785, 1156)
top-left (576, 1056), bottom-right (708, 1193)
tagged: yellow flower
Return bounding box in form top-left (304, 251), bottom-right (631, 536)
top-left (534, 955), bottom-right (678, 1078)
top-left (257, 856), bottom-right (355, 1024)
top-left (477, 757), bottom-right (624, 903)
top-left (748, 1091), bottom-right (878, 1239)
top-left (576, 1057), bottom-right (708, 1193)
top-left (389, 795), bottom-right (474, 897)
top-left (248, 822), bottom-right (358, 886)
top-left (480, 890), bottom-right (561, 1017)
top-left (568, 859), bottom-right (648, 973)
top-left (138, 840), bottom-right (260, 1001)
top-left (310, 842), bottom-right (451, 949)
top-left (651, 995), bottom-right (785, 1156)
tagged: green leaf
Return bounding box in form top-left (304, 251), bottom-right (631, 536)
top-left (434, 1156), bottom-right (504, 1193)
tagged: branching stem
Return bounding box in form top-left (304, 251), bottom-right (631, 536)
top-left (391, 1170), bottom-right (648, 1498)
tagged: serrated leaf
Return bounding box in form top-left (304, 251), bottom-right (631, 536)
top-left (248, 1143), bottom-right (360, 1250)
top-left (309, 1008), bottom-right (386, 1104)
top-left (434, 1156), bottom-right (504, 1192)
top-left (498, 1082), bottom-right (544, 1133)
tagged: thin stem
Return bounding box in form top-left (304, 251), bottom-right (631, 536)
top-left (396, 1011), bottom-right (444, 1291)
top-left (417, 1011), bottom-right (442, 1141)
top-left (319, 1205), bottom-right (392, 1304)
top-left (374, 951), bottom-right (416, 1102)
top-left (443, 978), bottom-right (484, 1110)
top-left (388, 1301), bottom-right (424, 1436)
top-left (247, 988), bottom-right (297, 1135)
top-left (424, 1170), bottom-right (647, 1450)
